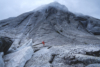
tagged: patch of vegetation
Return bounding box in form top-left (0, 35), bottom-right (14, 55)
top-left (84, 42), bottom-right (88, 44)
top-left (60, 30), bottom-right (63, 32)
top-left (56, 31), bottom-right (60, 34)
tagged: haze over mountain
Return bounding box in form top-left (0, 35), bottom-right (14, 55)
top-left (0, 2), bottom-right (100, 67)
top-left (0, 0), bottom-right (100, 20)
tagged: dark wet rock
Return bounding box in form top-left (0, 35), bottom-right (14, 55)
top-left (92, 32), bottom-right (100, 35)
top-left (0, 37), bottom-right (13, 54)
top-left (86, 50), bottom-right (100, 57)
top-left (64, 56), bottom-right (83, 65)
top-left (74, 16), bottom-right (100, 35)
top-left (75, 16), bottom-right (88, 21)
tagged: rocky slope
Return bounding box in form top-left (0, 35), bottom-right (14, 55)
top-left (0, 2), bottom-right (100, 67)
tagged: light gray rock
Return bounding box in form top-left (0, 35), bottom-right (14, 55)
top-left (17, 39), bottom-right (33, 50)
top-left (86, 64), bottom-right (100, 67)
top-left (4, 46), bottom-right (33, 67)
top-left (0, 52), bottom-right (4, 67)
top-left (24, 45), bottom-right (100, 67)
top-left (25, 47), bottom-right (51, 67)
top-left (10, 33), bottom-right (23, 50)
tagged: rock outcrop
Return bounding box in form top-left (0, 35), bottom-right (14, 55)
top-left (0, 36), bottom-right (13, 54)
top-left (4, 46), bottom-right (33, 67)
top-left (0, 2), bottom-right (100, 67)
top-left (0, 52), bottom-right (4, 67)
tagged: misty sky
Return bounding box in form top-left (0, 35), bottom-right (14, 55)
top-left (0, 0), bottom-right (100, 20)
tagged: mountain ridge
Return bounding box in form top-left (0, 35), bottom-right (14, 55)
top-left (0, 2), bottom-right (100, 45)
top-left (0, 2), bottom-right (100, 67)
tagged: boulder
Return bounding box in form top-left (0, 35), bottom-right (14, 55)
top-left (86, 64), bottom-right (100, 67)
top-left (25, 47), bottom-right (51, 67)
top-left (0, 52), bottom-right (4, 67)
top-left (0, 36), bottom-right (13, 54)
top-left (4, 46), bottom-right (33, 67)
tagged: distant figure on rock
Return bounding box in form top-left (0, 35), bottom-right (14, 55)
top-left (42, 41), bottom-right (45, 46)
top-left (0, 36), bottom-right (13, 55)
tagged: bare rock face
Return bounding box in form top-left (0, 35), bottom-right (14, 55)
top-left (0, 36), bottom-right (13, 54)
top-left (0, 2), bottom-right (100, 67)
top-left (0, 2), bottom-right (100, 45)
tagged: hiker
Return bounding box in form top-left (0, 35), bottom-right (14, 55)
top-left (42, 41), bottom-right (45, 46)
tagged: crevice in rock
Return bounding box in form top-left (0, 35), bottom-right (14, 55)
top-left (86, 50), bottom-right (100, 57)
top-left (64, 57), bottom-right (83, 65)
top-left (56, 31), bottom-right (60, 34)
top-left (15, 13), bottom-right (33, 27)
top-left (63, 53), bottom-right (100, 66)
top-left (93, 32), bottom-right (100, 35)
top-left (66, 13), bottom-right (70, 23)
top-left (1, 23), bottom-right (9, 27)
top-left (60, 30), bottom-right (63, 32)
top-left (41, 28), bottom-right (49, 31)
top-left (49, 54), bottom-right (58, 64)
top-left (33, 43), bottom-right (42, 46)
top-left (34, 49), bottom-right (40, 53)
top-left (75, 16), bottom-right (87, 21)
top-left (63, 56), bottom-right (83, 65)
top-left (48, 46), bottom-right (52, 49)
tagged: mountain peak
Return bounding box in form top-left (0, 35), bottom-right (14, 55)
top-left (34, 2), bottom-right (68, 12)
top-left (1, 2), bottom-right (100, 67)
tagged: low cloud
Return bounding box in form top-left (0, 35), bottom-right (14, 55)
top-left (0, 0), bottom-right (100, 20)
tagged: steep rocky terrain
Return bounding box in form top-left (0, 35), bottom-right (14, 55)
top-left (0, 2), bottom-right (100, 67)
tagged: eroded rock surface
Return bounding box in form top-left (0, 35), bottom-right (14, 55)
top-left (24, 45), bottom-right (100, 67)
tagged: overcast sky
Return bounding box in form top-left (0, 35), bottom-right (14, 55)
top-left (0, 0), bottom-right (100, 20)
